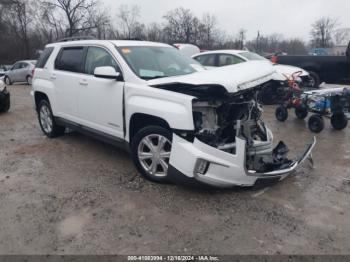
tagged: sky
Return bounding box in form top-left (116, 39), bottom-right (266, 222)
top-left (104, 0), bottom-right (350, 41)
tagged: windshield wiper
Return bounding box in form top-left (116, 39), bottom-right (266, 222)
top-left (143, 75), bottom-right (169, 80)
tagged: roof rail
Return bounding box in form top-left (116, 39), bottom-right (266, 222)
top-left (56, 36), bottom-right (96, 42)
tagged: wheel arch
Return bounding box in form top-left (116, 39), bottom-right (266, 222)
top-left (34, 91), bottom-right (50, 111)
top-left (129, 113), bottom-right (171, 143)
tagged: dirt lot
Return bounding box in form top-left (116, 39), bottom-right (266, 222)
top-left (0, 84), bottom-right (349, 255)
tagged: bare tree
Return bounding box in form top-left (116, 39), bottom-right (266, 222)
top-left (310, 17), bottom-right (338, 48)
top-left (37, 1), bottom-right (65, 42)
top-left (3, 0), bottom-right (33, 58)
top-left (146, 22), bottom-right (164, 42)
top-left (117, 4), bottom-right (141, 39)
top-left (334, 28), bottom-right (350, 45)
top-left (163, 7), bottom-right (198, 43)
top-left (201, 13), bottom-right (218, 49)
top-left (43, 0), bottom-right (98, 37)
top-left (86, 4), bottom-right (111, 39)
top-left (237, 29), bottom-right (247, 50)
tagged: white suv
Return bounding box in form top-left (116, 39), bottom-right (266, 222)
top-left (32, 39), bottom-right (315, 188)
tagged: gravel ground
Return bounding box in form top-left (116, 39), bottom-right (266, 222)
top-left (0, 84), bottom-right (349, 255)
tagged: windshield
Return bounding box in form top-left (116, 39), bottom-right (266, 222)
top-left (117, 46), bottom-right (205, 80)
top-left (240, 52), bottom-right (268, 61)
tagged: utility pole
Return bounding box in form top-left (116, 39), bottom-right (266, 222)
top-left (256, 30), bottom-right (260, 54)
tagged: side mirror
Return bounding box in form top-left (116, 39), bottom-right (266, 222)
top-left (94, 66), bottom-right (122, 81)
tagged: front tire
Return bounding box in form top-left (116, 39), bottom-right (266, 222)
top-left (38, 100), bottom-right (65, 138)
top-left (275, 106), bottom-right (288, 122)
top-left (4, 76), bottom-right (12, 86)
top-left (331, 113), bottom-right (348, 130)
top-left (131, 126), bottom-right (172, 183)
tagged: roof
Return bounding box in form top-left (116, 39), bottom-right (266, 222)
top-left (47, 40), bottom-right (171, 48)
top-left (193, 49), bottom-right (248, 57)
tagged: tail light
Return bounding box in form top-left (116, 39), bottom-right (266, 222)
top-left (271, 55), bottom-right (278, 64)
top-left (32, 68), bottom-right (35, 77)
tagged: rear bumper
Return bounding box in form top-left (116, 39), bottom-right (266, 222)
top-left (168, 134), bottom-right (316, 188)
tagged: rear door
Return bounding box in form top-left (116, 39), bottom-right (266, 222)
top-left (18, 62), bottom-right (29, 81)
top-left (77, 46), bottom-right (125, 138)
top-left (53, 46), bottom-right (85, 121)
top-left (9, 62), bottom-right (21, 82)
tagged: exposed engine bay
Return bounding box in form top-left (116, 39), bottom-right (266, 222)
top-left (192, 87), bottom-right (293, 173)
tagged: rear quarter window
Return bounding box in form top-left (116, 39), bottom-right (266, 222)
top-left (55, 47), bottom-right (84, 73)
top-left (36, 47), bottom-right (54, 69)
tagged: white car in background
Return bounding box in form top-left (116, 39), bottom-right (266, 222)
top-left (192, 50), bottom-right (312, 104)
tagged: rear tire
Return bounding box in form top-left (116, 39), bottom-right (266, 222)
top-left (331, 113), bottom-right (348, 130)
top-left (308, 114), bottom-right (324, 133)
top-left (275, 106), bottom-right (288, 122)
top-left (131, 126), bottom-right (172, 183)
top-left (38, 100), bottom-right (65, 138)
top-left (295, 106), bottom-right (308, 120)
top-left (26, 75), bottom-right (32, 85)
top-left (308, 71), bottom-right (320, 89)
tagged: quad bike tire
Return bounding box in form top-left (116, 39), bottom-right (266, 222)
top-left (331, 113), bottom-right (348, 130)
top-left (295, 106), bottom-right (308, 120)
top-left (308, 114), bottom-right (324, 133)
top-left (275, 106), bottom-right (288, 122)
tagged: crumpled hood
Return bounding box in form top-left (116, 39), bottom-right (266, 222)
top-left (148, 61), bottom-right (276, 93)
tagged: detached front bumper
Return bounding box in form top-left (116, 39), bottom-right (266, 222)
top-left (168, 134), bottom-right (316, 188)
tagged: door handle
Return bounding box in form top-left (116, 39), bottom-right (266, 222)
top-left (50, 74), bottom-right (56, 80)
top-left (79, 79), bottom-right (88, 86)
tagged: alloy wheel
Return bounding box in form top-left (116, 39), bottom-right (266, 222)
top-left (39, 104), bottom-right (53, 134)
top-left (137, 134), bottom-right (172, 177)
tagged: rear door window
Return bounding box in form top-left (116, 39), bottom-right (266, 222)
top-left (194, 54), bottom-right (216, 67)
top-left (55, 47), bottom-right (84, 73)
top-left (36, 47), bottom-right (54, 68)
top-left (218, 54), bottom-right (245, 67)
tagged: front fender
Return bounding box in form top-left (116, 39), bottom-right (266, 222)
top-left (125, 84), bottom-right (195, 141)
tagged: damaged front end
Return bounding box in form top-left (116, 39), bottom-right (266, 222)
top-left (167, 85), bottom-right (315, 187)
top-left (191, 87), bottom-right (301, 175)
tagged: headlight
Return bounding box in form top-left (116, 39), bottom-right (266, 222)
top-left (0, 80), bottom-right (6, 92)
